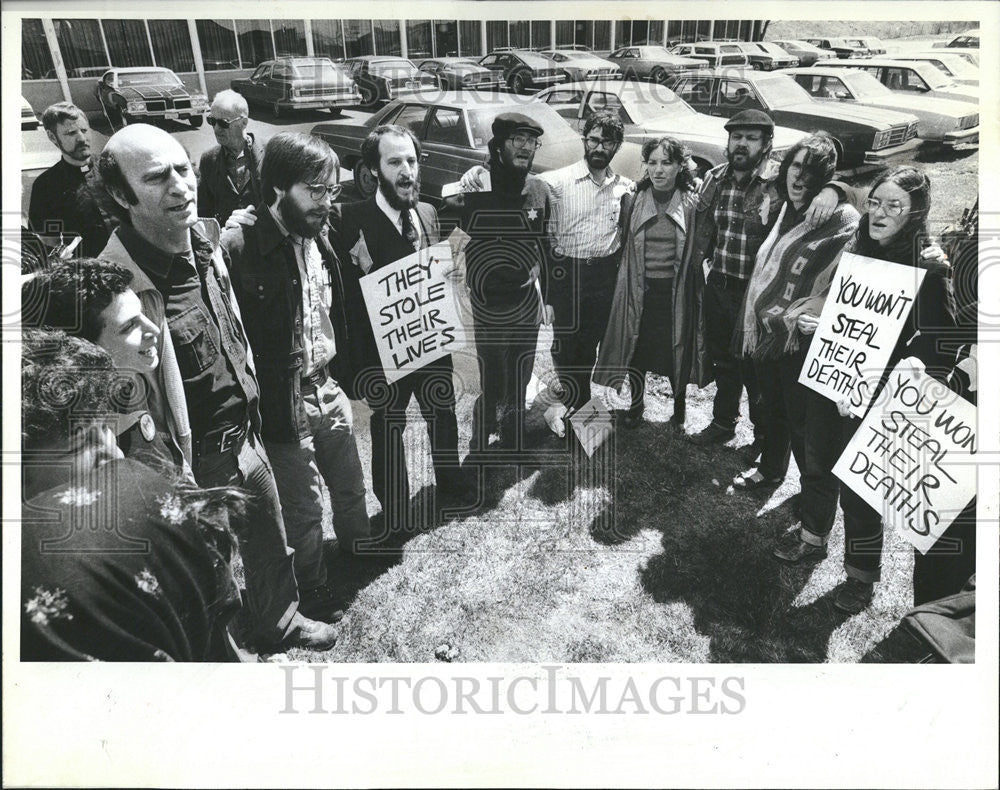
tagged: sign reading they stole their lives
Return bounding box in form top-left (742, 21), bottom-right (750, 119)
top-left (799, 253), bottom-right (925, 417)
top-left (359, 241), bottom-right (466, 382)
top-left (833, 358), bottom-right (977, 554)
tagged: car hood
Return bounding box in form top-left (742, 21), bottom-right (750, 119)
top-left (449, 63), bottom-right (494, 76)
top-left (636, 112), bottom-right (805, 148)
top-left (118, 84), bottom-right (189, 100)
top-left (778, 100), bottom-right (918, 127)
top-left (855, 92), bottom-right (975, 119)
top-left (530, 136), bottom-right (585, 172)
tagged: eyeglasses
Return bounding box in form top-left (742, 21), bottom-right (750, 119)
top-left (509, 133), bottom-right (542, 150)
top-left (584, 136), bottom-right (619, 151)
top-left (863, 197), bottom-right (907, 217)
top-left (206, 115), bottom-right (247, 129)
top-left (305, 182), bottom-right (343, 202)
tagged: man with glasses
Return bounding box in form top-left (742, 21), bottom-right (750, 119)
top-left (198, 90), bottom-right (263, 227)
top-left (222, 132), bottom-right (370, 623)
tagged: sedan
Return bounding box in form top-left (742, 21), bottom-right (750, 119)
top-left (891, 53), bottom-right (979, 87)
top-left (731, 42), bottom-right (799, 70)
top-left (477, 50), bottom-right (566, 94)
top-left (344, 56), bottom-right (438, 108)
top-left (96, 67), bottom-right (208, 128)
top-left (932, 29), bottom-right (980, 50)
top-left (818, 59), bottom-right (977, 103)
top-left (538, 50), bottom-right (623, 82)
top-left (788, 67), bottom-right (979, 148)
top-left (605, 45), bottom-right (707, 82)
top-left (802, 38), bottom-right (867, 59)
top-left (669, 42), bottom-right (747, 68)
top-left (417, 57), bottom-right (505, 90)
top-left (668, 69), bottom-right (921, 171)
top-left (769, 40), bottom-right (836, 67)
top-left (534, 79), bottom-right (805, 175)
top-left (231, 57), bottom-right (360, 118)
top-left (309, 91), bottom-right (645, 202)
top-left (844, 37), bottom-right (887, 56)
top-left (21, 96), bottom-right (39, 130)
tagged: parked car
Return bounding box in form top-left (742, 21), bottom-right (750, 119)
top-left (534, 79), bottom-right (805, 175)
top-left (230, 57), bottom-right (360, 118)
top-left (343, 56), bottom-right (437, 108)
top-left (769, 40), bottom-right (836, 67)
top-left (670, 42), bottom-right (748, 68)
top-left (731, 41), bottom-right (799, 70)
top-left (477, 50), bottom-right (566, 94)
top-left (96, 67), bottom-right (208, 128)
top-left (819, 59), bottom-right (977, 103)
top-left (309, 90), bottom-right (645, 202)
top-left (539, 50), bottom-right (622, 82)
top-left (844, 37), bottom-right (887, 56)
top-left (21, 96), bottom-right (39, 130)
top-left (802, 38), bottom-right (867, 59)
top-left (933, 29), bottom-right (980, 49)
top-left (417, 57), bottom-right (505, 90)
top-left (891, 53), bottom-right (979, 86)
top-left (789, 66), bottom-right (979, 148)
top-left (605, 45), bottom-right (706, 82)
top-left (667, 68), bottom-right (921, 170)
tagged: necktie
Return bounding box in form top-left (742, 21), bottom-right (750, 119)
top-left (400, 209), bottom-right (419, 251)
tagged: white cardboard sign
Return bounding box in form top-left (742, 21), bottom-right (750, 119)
top-left (569, 396), bottom-right (613, 458)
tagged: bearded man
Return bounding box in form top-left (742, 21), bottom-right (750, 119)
top-left (222, 132), bottom-right (370, 621)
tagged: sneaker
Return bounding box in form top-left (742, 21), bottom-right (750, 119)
top-left (833, 578), bottom-right (875, 615)
top-left (773, 529), bottom-right (828, 564)
top-left (279, 611), bottom-right (338, 650)
top-left (733, 469), bottom-right (783, 490)
top-left (688, 422), bottom-right (736, 446)
top-left (297, 583), bottom-right (344, 623)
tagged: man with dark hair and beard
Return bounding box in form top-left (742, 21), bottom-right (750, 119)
top-left (335, 124), bottom-right (468, 530)
top-left (684, 110), bottom-right (839, 462)
top-left (222, 132), bottom-right (370, 622)
top-left (458, 113), bottom-right (554, 453)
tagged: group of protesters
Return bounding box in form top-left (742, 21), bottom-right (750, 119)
top-left (20, 91), bottom-right (976, 661)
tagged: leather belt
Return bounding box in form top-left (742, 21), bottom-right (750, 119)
top-left (707, 270), bottom-right (749, 290)
top-left (196, 421), bottom-right (248, 457)
top-left (300, 366), bottom-right (329, 394)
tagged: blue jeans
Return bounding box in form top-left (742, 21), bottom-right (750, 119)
top-left (266, 377), bottom-right (370, 588)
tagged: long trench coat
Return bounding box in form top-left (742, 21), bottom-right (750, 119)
top-left (594, 186), bottom-right (708, 392)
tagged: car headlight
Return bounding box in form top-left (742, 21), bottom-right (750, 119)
top-left (958, 114), bottom-right (978, 130)
top-left (126, 100), bottom-right (145, 113)
top-left (872, 130), bottom-right (889, 149)
top-left (292, 86), bottom-right (301, 97)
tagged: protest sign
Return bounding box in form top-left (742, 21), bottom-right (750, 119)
top-left (833, 358), bottom-right (977, 554)
top-left (359, 242), bottom-right (466, 383)
top-left (799, 253), bottom-right (926, 417)
top-left (569, 397), bottom-right (613, 458)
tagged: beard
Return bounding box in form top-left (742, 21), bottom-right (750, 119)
top-left (726, 145), bottom-right (767, 173)
top-left (278, 193), bottom-right (328, 238)
top-left (378, 165), bottom-right (420, 211)
top-left (501, 145), bottom-right (534, 174)
top-left (584, 147), bottom-right (613, 171)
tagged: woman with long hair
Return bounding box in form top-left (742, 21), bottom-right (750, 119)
top-left (596, 136), bottom-right (704, 428)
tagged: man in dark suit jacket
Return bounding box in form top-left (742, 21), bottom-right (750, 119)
top-left (334, 124), bottom-right (466, 529)
top-left (198, 90), bottom-right (264, 227)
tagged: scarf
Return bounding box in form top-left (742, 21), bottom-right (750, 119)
top-left (735, 200), bottom-right (859, 360)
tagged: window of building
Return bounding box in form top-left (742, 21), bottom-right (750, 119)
top-left (739, 20), bottom-right (755, 40)
top-left (343, 20), bottom-right (374, 58)
top-left (311, 20), bottom-right (345, 61)
top-left (575, 20), bottom-right (594, 49)
top-left (373, 20), bottom-right (401, 56)
top-left (631, 20), bottom-right (649, 45)
top-left (53, 19), bottom-right (109, 77)
top-left (273, 20), bottom-right (306, 58)
top-left (235, 20), bottom-right (274, 69)
top-left (615, 21), bottom-right (629, 47)
top-left (406, 20), bottom-right (433, 60)
top-left (459, 21), bottom-right (481, 56)
top-left (555, 21), bottom-right (574, 47)
top-left (509, 21), bottom-right (529, 50)
top-left (666, 21), bottom-right (684, 46)
top-left (435, 21), bottom-right (458, 57)
top-left (531, 21), bottom-right (550, 50)
top-left (486, 21), bottom-right (508, 52)
top-left (102, 20), bottom-right (153, 67)
top-left (22, 19), bottom-right (54, 79)
top-left (594, 21), bottom-right (611, 50)
top-left (148, 20), bottom-right (195, 72)
top-left (195, 20), bottom-right (239, 70)
top-left (649, 21), bottom-right (664, 46)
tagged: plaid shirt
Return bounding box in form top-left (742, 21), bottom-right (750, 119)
top-left (711, 162), bottom-right (777, 281)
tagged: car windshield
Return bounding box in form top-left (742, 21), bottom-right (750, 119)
top-left (840, 70), bottom-right (892, 98)
top-left (641, 46), bottom-right (675, 58)
top-left (117, 71), bottom-right (182, 87)
top-left (753, 75), bottom-right (813, 107)
top-left (468, 102), bottom-right (577, 148)
top-left (292, 62), bottom-right (348, 81)
top-left (372, 60), bottom-right (420, 77)
top-left (913, 64), bottom-right (953, 89)
top-left (619, 83), bottom-right (697, 121)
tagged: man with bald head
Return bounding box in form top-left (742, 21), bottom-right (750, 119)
top-left (94, 124), bottom-right (339, 652)
top-left (198, 90), bottom-right (263, 227)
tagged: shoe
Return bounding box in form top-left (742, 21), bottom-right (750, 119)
top-left (833, 578), bottom-right (874, 615)
top-left (773, 529), bottom-right (828, 564)
top-left (733, 469), bottom-right (783, 490)
top-left (297, 583), bottom-right (345, 623)
top-left (688, 422), bottom-right (736, 446)
top-left (280, 611), bottom-right (338, 650)
top-left (740, 437), bottom-right (765, 465)
top-left (612, 408), bottom-right (643, 429)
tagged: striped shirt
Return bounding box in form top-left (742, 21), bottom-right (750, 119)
top-left (540, 159), bottom-right (634, 259)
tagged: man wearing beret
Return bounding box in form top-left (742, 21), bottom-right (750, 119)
top-left (458, 113), bottom-right (555, 453)
top-left (684, 109), bottom-right (838, 462)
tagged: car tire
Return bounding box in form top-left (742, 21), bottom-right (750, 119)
top-left (359, 86), bottom-right (379, 110)
top-left (353, 159), bottom-right (378, 199)
top-left (651, 66), bottom-right (667, 83)
top-left (272, 101), bottom-right (283, 119)
top-left (189, 114), bottom-right (204, 128)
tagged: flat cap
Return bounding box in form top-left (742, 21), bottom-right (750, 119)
top-left (724, 109), bottom-right (775, 133)
top-left (492, 112), bottom-right (544, 141)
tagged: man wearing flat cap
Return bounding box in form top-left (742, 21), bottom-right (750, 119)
top-left (684, 109), bottom-right (838, 462)
top-left (458, 112), bottom-right (555, 454)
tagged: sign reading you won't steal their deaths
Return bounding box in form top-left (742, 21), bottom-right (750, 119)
top-left (359, 242), bottom-right (467, 383)
top-left (833, 358), bottom-right (977, 554)
top-left (799, 253), bottom-right (926, 417)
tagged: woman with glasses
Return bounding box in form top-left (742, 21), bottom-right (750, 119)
top-left (596, 136), bottom-right (702, 430)
top-left (774, 165), bottom-right (956, 615)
